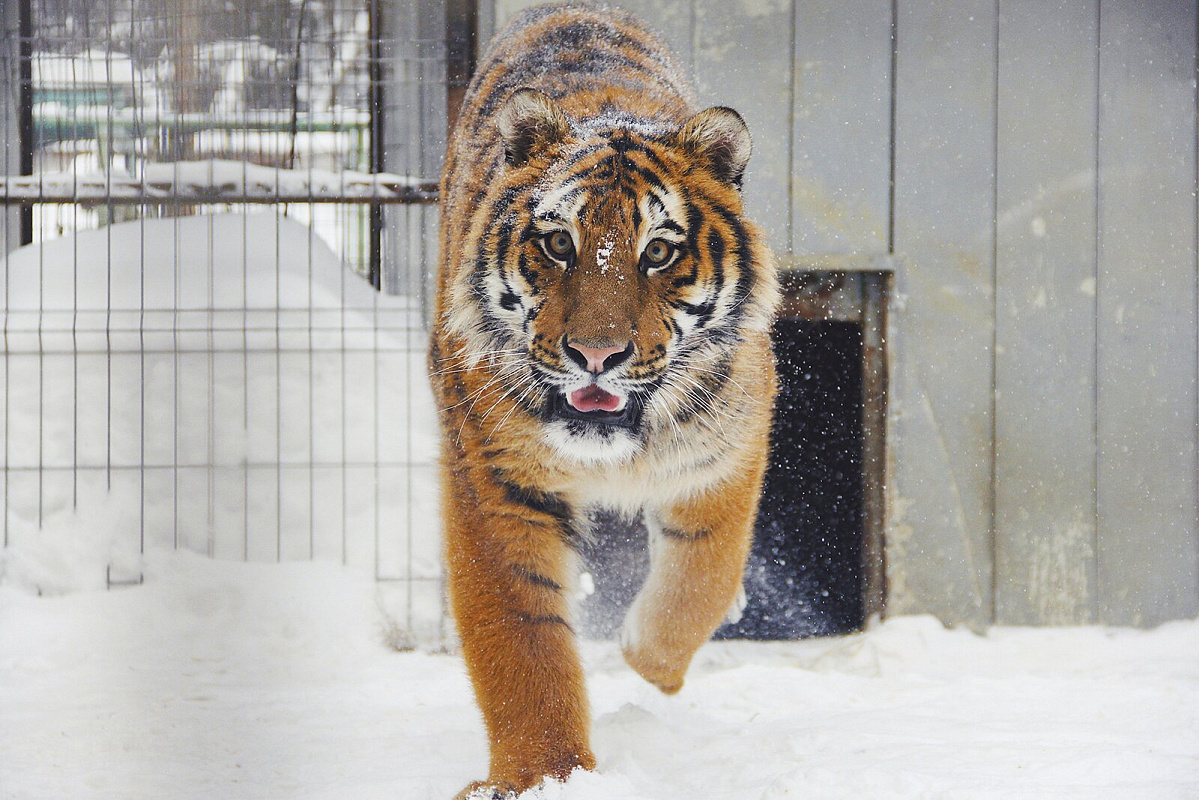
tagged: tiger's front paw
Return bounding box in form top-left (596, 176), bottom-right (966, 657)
top-left (456, 751), bottom-right (595, 800)
top-left (459, 747), bottom-right (596, 799)
top-left (455, 780), bottom-right (518, 800)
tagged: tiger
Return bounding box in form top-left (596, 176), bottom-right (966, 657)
top-left (429, 3), bottom-right (780, 796)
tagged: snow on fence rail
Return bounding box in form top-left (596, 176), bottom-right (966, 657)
top-left (0, 160), bottom-right (440, 205)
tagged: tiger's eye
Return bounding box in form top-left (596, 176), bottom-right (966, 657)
top-left (544, 231), bottom-right (574, 260)
top-left (643, 238), bottom-right (674, 268)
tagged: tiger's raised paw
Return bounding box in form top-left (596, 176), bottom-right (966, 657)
top-left (620, 635), bottom-right (687, 695)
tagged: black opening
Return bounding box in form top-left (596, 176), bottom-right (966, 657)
top-left (717, 320), bottom-right (864, 638)
top-left (579, 319), bottom-right (867, 640)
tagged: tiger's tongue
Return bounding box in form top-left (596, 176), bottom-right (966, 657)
top-left (568, 385), bottom-right (623, 413)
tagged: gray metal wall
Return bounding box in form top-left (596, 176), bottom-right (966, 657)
top-left (485, 0), bottom-right (1199, 628)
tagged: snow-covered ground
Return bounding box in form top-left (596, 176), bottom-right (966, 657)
top-left (2, 213), bottom-right (1196, 799)
top-left (2, 547), bottom-right (1196, 800)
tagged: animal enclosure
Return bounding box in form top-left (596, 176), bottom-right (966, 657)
top-left (4, 0), bottom-right (1198, 637)
top-left (1, 0), bottom-right (450, 638)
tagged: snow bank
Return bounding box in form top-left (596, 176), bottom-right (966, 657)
top-left (3, 213), bottom-right (441, 618)
top-left (2, 210), bottom-right (397, 315)
top-left (0, 482), bottom-right (143, 595)
top-left (2, 551), bottom-right (1195, 799)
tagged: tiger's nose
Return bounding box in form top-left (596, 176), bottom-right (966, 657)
top-left (565, 339), bottom-right (633, 374)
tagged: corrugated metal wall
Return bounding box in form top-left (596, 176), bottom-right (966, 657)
top-left (489, 0), bottom-right (1199, 627)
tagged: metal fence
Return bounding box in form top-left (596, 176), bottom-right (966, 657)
top-left (1, 0), bottom-right (448, 640)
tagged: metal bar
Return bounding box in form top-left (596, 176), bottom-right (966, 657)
top-left (2, 347), bottom-right (425, 356)
top-left (783, 253), bottom-right (902, 274)
top-left (31, 109), bottom-right (370, 132)
top-left (368, 0), bottom-right (385, 289)
top-left (275, 207), bottom-right (282, 562)
top-left (4, 461), bottom-right (435, 471)
top-left (0, 188), bottom-right (439, 204)
top-left (777, 271), bottom-right (864, 323)
top-left (860, 272), bottom-right (889, 619)
top-left (17, 0), bottom-right (31, 245)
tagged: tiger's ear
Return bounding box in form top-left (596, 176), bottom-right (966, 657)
top-left (497, 88), bottom-right (571, 167)
top-left (676, 107), bottom-right (752, 188)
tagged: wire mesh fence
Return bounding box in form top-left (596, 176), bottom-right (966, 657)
top-left (1, 0), bottom-right (448, 640)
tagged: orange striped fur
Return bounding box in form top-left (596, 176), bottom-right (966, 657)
top-left (430, 4), bottom-right (779, 796)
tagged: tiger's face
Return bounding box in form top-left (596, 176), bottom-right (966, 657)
top-left (447, 89), bottom-right (775, 464)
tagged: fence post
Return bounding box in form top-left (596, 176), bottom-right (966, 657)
top-left (1, 0), bottom-right (28, 252)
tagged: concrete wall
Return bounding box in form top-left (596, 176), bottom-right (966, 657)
top-left (483, 0), bottom-right (1199, 628)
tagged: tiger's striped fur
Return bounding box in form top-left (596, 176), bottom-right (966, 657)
top-left (430, 4), bottom-right (779, 795)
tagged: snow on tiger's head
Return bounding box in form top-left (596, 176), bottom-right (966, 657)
top-left (443, 88), bottom-right (778, 464)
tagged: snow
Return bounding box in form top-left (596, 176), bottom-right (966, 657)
top-left (1, 167), bottom-right (1195, 799)
top-left (34, 49), bottom-right (138, 88)
top-left (3, 213), bottom-right (442, 630)
top-left (0, 160), bottom-right (434, 203)
top-left (595, 232), bottom-right (615, 273)
top-left (2, 549), bottom-right (1196, 800)
top-left (3, 210), bottom-right (389, 314)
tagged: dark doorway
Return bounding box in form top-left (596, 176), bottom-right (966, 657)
top-left (716, 319), bottom-right (864, 638)
top-left (578, 272), bottom-right (888, 640)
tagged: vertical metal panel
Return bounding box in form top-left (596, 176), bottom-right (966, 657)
top-left (889, 0), bottom-right (997, 628)
top-left (791, 0), bottom-right (892, 257)
top-left (490, 0), bottom-right (531, 30)
top-left (629, 0), bottom-right (694, 83)
top-left (993, 0), bottom-right (1099, 625)
top-left (1096, 0), bottom-right (1199, 626)
top-left (693, 0), bottom-right (793, 252)
top-left (476, 0), bottom-right (497, 45)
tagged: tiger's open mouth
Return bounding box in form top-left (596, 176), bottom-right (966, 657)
top-left (549, 386), bottom-right (643, 429)
top-left (570, 385), bottom-right (624, 413)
